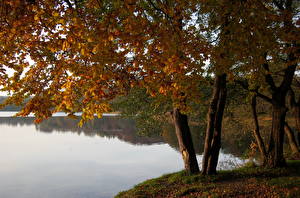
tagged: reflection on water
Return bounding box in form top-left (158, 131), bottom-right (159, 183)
top-left (0, 116), bottom-right (163, 145)
top-left (0, 112), bottom-right (247, 198)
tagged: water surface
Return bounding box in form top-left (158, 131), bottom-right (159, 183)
top-left (0, 112), bottom-right (245, 198)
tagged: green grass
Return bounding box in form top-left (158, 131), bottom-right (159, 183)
top-left (115, 160), bottom-right (300, 198)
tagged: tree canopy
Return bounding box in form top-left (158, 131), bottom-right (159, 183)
top-left (0, 0), bottom-right (299, 171)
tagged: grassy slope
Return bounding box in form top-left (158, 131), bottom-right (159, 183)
top-left (116, 161), bottom-right (300, 198)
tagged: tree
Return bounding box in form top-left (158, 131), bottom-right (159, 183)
top-left (288, 81), bottom-right (300, 146)
top-left (1, 0), bottom-right (298, 174)
top-left (201, 0), bottom-right (299, 168)
top-left (250, 95), bottom-right (268, 163)
top-left (107, 0), bottom-right (207, 174)
top-left (202, 74), bottom-right (227, 174)
top-left (0, 0), bottom-right (207, 175)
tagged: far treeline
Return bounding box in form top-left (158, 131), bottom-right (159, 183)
top-left (0, 96), bottom-right (23, 111)
top-left (0, 0), bottom-right (299, 175)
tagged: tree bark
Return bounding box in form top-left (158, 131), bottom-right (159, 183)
top-left (202, 76), bottom-right (221, 175)
top-left (266, 99), bottom-right (287, 168)
top-left (251, 95), bottom-right (267, 163)
top-left (284, 122), bottom-right (300, 154)
top-left (207, 75), bottom-right (227, 174)
top-left (287, 89), bottom-right (300, 146)
top-left (294, 105), bottom-right (300, 146)
top-left (172, 108), bottom-right (200, 175)
top-left (202, 74), bottom-right (226, 175)
top-left (263, 0), bottom-right (297, 168)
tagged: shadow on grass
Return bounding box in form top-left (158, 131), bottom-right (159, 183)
top-left (115, 160), bottom-right (300, 198)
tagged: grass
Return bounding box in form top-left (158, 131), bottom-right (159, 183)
top-left (115, 160), bottom-right (300, 198)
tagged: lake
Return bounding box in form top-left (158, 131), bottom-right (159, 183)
top-left (0, 112), bottom-right (247, 198)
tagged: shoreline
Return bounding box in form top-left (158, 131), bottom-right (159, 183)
top-left (116, 160), bottom-right (300, 198)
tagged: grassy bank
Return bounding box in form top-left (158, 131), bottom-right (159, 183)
top-left (116, 161), bottom-right (300, 198)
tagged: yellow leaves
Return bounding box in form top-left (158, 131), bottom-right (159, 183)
top-left (11, 28), bottom-right (16, 34)
top-left (57, 18), bottom-right (65, 24)
top-left (34, 15), bottom-right (39, 21)
top-left (49, 46), bottom-right (57, 53)
top-left (87, 37), bottom-right (93, 43)
top-left (0, 0), bottom-right (208, 126)
top-left (92, 46), bottom-right (98, 54)
top-left (52, 12), bottom-right (60, 17)
top-left (49, 47), bottom-right (56, 53)
top-left (92, 43), bottom-right (101, 54)
top-left (172, 83), bottom-right (180, 90)
top-left (159, 86), bottom-right (167, 95)
top-left (62, 40), bottom-right (70, 51)
top-left (108, 35), bottom-right (114, 41)
top-left (79, 102), bottom-right (111, 127)
top-left (80, 48), bottom-right (87, 56)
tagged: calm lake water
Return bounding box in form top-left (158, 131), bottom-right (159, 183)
top-left (0, 112), bottom-right (246, 198)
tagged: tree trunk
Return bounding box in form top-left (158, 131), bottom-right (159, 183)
top-left (284, 122), bottom-right (300, 154)
top-left (202, 74), bottom-right (226, 175)
top-left (287, 88), bottom-right (300, 147)
top-left (207, 75), bottom-right (227, 174)
top-left (172, 108), bottom-right (199, 175)
top-left (202, 77), bottom-right (221, 175)
top-left (266, 100), bottom-right (287, 168)
top-left (250, 95), bottom-right (267, 163)
top-left (294, 106), bottom-right (300, 146)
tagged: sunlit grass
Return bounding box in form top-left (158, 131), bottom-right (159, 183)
top-left (116, 160), bottom-right (300, 198)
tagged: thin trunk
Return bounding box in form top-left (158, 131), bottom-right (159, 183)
top-left (250, 95), bottom-right (267, 163)
top-left (172, 108), bottom-right (199, 175)
top-left (294, 106), bottom-right (300, 146)
top-left (202, 74), bottom-right (226, 175)
top-left (207, 74), bottom-right (227, 174)
top-left (202, 76), bottom-right (221, 175)
top-left (284, 122), bottom-right (300, 154)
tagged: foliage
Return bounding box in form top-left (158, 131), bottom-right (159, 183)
top-left (112, 87), bottom-right (172, 136)
top-left (0, 0), bottom-right (209, 125)
top-left (0, 0), bottom-right (298, 173)
top-left (0, 0), bottom-right (298, 117)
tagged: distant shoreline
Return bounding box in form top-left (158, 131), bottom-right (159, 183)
top-left (0, 111), bottom-right (120, 117)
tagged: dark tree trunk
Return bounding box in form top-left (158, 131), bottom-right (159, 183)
top-left (262, 1), bottom-right (297, 168)
top-left (202, 77), bottom-right (221, 175)
top-left (251, 95), bottom-right (267, 163)
top-left (294, 106), bottom-right (300, 146)
top-left (266, 97), bottom-right (287, 168)
top-left (172, 108), bottom-right (200, 175)
top-left (207, 75), bottom-right (227, 174)
top-left (284, 122), bottom-right (300, 154)
top-left (202, 74), bottom-right (227, 175)
top-left (287, 89), bottom-right (300, 146)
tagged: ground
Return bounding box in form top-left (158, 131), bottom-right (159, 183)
top-left (115, 160), bottom-right (300, 198)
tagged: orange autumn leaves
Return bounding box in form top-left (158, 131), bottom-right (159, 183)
top-left (0, 0), bottom-right (209, 122)
top-left (1, 0), bottom-right (297, 123)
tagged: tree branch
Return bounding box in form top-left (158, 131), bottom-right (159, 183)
top-left (273, 0), bottom-right (284, 10)
top-left (147, 0), bottom-right (172, 20)
top-left (64, 0), bottom-right (73, 9)
top-left (235, 80), bottom-right (273, 104)
top-left (262, 61), bottom-right (277, 92)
